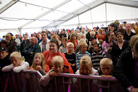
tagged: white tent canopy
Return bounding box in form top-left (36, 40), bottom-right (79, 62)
top-left (0, 0), bottom-right (138, 36)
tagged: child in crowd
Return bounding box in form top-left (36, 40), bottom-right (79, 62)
top-left (0, 47), bottom-right (11, 74)
top-left (99, 58), bottom-right (122, 92)
top-left (76, 55), bottom-right (99, 75)
top-left (59, 37), bottom-right (68, 53)
top-left (74, 55), bottom-right (99, 92)
top-left (2, 51), bottom-right (29, 73)
top-left (30, 53), bottom-right (49, 75)
top-left (91, 42), bottom-right (104, 72)
top-left (88, 36), bottom-right (97, 53)
top-left (100, 58), bottom-right (113, 77)
top-left (40, 56), bottom-right (70, 87)
top-left (76, 41), bottom-right (90, 70)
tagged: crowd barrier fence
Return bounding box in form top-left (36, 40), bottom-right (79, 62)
top-left (0, 71), bottom-right (125, 92)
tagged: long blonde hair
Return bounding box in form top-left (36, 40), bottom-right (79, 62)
top-left (31, 53), bottom-right (46, 70)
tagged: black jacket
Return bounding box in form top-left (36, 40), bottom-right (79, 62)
top-left (124, 32), bottom-right (136, 41)
top-left (113, 50), bottom-right (137, 89)
top-left (0, 55), bottom-right (11, 74)
top-left (22, 43), bottom-right (41, 66)
top-left (111, 40), bottom-right (129, 66)
top-left (20, 39), bottom-right (30, 52)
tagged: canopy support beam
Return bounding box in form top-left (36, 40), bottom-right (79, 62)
top-left (0, 0), bottom-right (19, 14)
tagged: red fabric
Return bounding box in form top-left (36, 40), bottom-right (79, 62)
top-left (43, 51), bottom-right (74, 74)
top-left (68, 39), bottom-right (78, 51)
top-left (67, 30), bottom-right (69, 34)
top-left (96, 34), bottom-right (105, 41)
top-left (38, 35), bottom-right (41, 40)
top-left (45, 64), bottom-right (50, 74)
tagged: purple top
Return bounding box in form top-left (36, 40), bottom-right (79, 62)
top-left (102, 41), bottom-right (110, 54)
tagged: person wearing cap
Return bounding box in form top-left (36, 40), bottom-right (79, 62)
top-left (0, 47), bottom-right (11, 74)
top-left (113, 35), bottom-right (138, 92)
top-left (122, 21), bottom-right (127, 29)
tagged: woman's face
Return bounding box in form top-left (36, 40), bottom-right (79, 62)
top-left (116, 34), bottom-right (124, 42)
top-left (63, 39), bottom-right (67, 46)
top-left (72, 35), bottom-right (76, 40)
top-left (98, 30), bottom-right (102, 34)
top-left (67, 44), bottom-right (74, 52)
top-left (49, 43), bottom-right (58, 54)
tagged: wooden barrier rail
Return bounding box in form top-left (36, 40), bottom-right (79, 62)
top-left (0, 71), bottom-right (124, 92)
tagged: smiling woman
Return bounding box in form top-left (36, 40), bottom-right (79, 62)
top-left (43, 39), bottom-right (74, 74)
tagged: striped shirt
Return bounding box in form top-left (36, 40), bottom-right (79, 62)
top-left (76, 51), bottom-right (91, 70)
top-left (91, 50), bottom-right (104, 71)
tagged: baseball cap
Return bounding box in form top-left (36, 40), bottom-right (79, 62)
top-left (0, 47), bottom-right (8, 52)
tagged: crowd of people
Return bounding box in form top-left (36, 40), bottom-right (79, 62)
top-left (1, 20), bottom-right (138, 92)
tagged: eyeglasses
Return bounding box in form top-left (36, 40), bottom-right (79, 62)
top-left (110, 35), bottom-right (115, 37)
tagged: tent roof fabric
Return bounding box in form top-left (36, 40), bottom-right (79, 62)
top-left (0, 0), bottom-right (138, 30)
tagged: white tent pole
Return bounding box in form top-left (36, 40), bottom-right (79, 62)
top-left (78, 16), bottom-right (80, 27)
top-left (0, 0), bottom-right (19, 14)
top-left (105, 3), bottom-right (107, 27)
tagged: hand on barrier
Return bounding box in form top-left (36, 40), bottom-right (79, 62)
top-left (49, 71), bottom-right (58, 77)
top-left (101, 75), bottom-right (113, 78)
top-left (130, 88), bottom-right (138, 92)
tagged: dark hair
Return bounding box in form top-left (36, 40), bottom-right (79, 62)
top-left (105, 31), bottom-right (114, 43)
top-left (0, 40), bottom-right (8, 45)
top-left (70, 33), bottom-right (76, 42)
top-left (93, 42), bottom-right (99, 46)
top-left (50, 39), bottom-right (60, 49)
top-left (123, 21), bottom-right (127, 24)
top-left (116, 29), bottom-right (125, 36)
top-left (115, 31), bottom-right (124, 37)
top-left (41, 31), bottom-right (47, 35)
top-left (110, 23), bottom-right (115, 27)
top-left (62, 37), bottom-right (68, 42)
